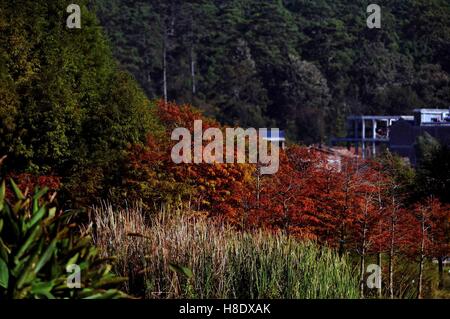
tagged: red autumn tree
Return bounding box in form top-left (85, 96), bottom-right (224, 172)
top-left (246, 146), bottom-right (331, 239)
top-left (319, 158), bottom-right (374, 256)
top-left (120, 100), bottom-right (255, 219)
top-left (251, 149), bottom-right (314, 237)
top-left (409, 197), bottom-right (449, 298)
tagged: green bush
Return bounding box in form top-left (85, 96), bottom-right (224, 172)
top-left (0, 180), bottom-right (128, 299)
top-left (0, 1), bottom-right (164, 203)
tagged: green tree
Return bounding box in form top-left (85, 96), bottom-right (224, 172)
top-left (415, 133), bottom-right (450, 203)
top-left (0, 0), bottom-right (163, 203)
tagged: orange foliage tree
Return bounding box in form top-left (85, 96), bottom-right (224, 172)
top-left (118, 100), bottom-right (254, 217)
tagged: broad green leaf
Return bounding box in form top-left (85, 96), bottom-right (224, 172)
top-left (15, 226), bottom-right (41, 262)
top-left (33, 187), bottom-right (49, 201)
top-left (31, 281), bottom-right (55, 297)
top-left (11, 255), bottom-right (28, 277)
top-left (32, 198), bottom-right (38, 215)
top-left (13, 198), bottom-right (30, 215)
top-left (169, 263), bottom-right (193, 279)
top-left (48, 207), bottom-right (56, 219)
top-left (9, 179), bottom-right (25, 200)
top-left (0, 257), bottom-right (8, 288)
top-left (0, 181), bottom-right (5, 212)
top-left (35, 239), bottom-right (57, 274)
top-left (0, 237), bottom-right (10, 262)
top-left (0, 182), bottom-right (126, 299)
top-left (16, 253), bottom-right (40, 289)
top-left (4, 205), bottom-right (19, 238)
top-left (66, 253), bottom-right (79, 268)
top-left (27, 206), bottom-right (47, 229)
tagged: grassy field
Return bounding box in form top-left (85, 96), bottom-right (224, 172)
top-left (89, 203), bottom-right (359, 299)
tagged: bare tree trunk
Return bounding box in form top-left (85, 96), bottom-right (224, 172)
top-left (360, 252), bottom-right (366, 298)
top-left (438, 256), bottom-right (444, 290)
top-left (377, 252), bottom-right (382, 298)
top-left (388, 244), bottom-right (394, 299)
top-left (190, 47), bottom-right (196, 96)
top-left (256, 165), bottom-right (261, 208)
top-left (376, 186), bottom-right (383, 299)
top-left (143, 34), bottom-right (152, 88)
top-left (418, 255), bottom-right (425, 299)
top-left (163, 38), bottom-right (168, 104)
top-left (283, 202), bottom-right (289, 237)
top-left (418, 218), bottom-right (426, 299)
top-left (389, 215), bottom-right (395, 299)
top-left (339, 181), bottom-right (350, 258)
top-left (338, 224), bottom-right (345, 257)
top-left (359, 219), bottom-right (368, 299)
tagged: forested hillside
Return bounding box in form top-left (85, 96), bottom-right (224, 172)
top-left (95, 0), bottom-right (450, 143)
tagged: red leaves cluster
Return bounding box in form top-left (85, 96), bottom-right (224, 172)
top-left (5, 172), bottom-right (61, 201)
top-left (157, 100), bottom-right (218, 131)
top-left (253, 148), bottom-right (449, 263)
top-left (121, 101), bottom-right (254, 215)
top-left (408, 198), bottom-right (450, 260)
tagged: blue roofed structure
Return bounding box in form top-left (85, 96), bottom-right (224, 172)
top-left (262, 130), bottom-right (286, 149)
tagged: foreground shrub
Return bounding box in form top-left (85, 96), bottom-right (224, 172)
top-left (0, 180), bottom-right (127, 299)
top-left (90, 203), bottom-right (359, 299)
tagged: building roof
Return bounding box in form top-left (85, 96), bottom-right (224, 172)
top-left (347, 115), bottom-right (406, 120)
top-left (413, 108), bottom-right (449, 113)
top-left (262, 130), bottom-right (285, 141)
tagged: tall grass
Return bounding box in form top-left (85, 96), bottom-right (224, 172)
top-left (89, 203), bottom-right (359, 299)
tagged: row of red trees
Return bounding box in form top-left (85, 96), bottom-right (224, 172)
top-left (236, 147), bottom-right (448, 298)
top-left (120, 101), bottom-right (449, 298)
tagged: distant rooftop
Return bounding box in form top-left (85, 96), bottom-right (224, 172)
top-left (262, 130), bottom-right (285, 141)
top-left (347, 115), bottom-right (405, 120)
top-left (413, 108), bottom-right (449, 113)
top-left (413, 108), bottom-right (450, 125)
top-left (347, 109), bottom-right (450, 125)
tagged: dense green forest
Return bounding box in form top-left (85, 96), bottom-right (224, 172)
top-left (0, 0), bottom-right (163, 202)
top-left (95, 0), bottom-right (450, 143)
